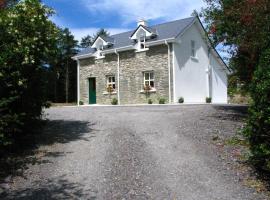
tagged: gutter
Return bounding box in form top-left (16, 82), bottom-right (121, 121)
top-left (75, 59), bottom-right (80, 106)
top-left (165, 40), bottom-right (171, 103)
top-left (114, 49), bottom-right (121, 105)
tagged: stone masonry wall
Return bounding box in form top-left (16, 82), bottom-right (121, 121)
top-left (79, 44), bottom-right (170, 104)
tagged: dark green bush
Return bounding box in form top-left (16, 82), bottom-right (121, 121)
top-left (0, 0), bottom-right (58, 147)
top-left (79, 100), bottom-right (84, 105)
top-left (244, 49), bottom-right (270, 173)
top-left (206, 97), bottom-right (212, 103)
top-left (148, 99), bottom-right (153, 104)
top-left (111, 98), bottom-right (118, 105)
top-left (178, 97), bottom-right (184, 103)
top-left (159, 98), bottom-right (166, 104)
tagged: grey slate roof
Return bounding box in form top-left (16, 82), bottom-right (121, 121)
top-left (76, 17), bottom-right (196, 57)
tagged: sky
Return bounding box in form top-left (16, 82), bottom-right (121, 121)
top-left (43, 0), bottom-right (206, 41)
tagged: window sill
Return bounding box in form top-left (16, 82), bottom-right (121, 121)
top-left (95, 56), bottom-right (105, 60)
top-left (190, 56), bottom-right (198, 61)
top-left (139, 88), bottom-right (157, 94)
top-left (135, 48), bottom-right (149, 53)
top-left (103, 91), bottom-right (117, 95)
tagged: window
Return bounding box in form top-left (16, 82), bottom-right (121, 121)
top-left (106, 76), bottom-right (116, 90)
top-left (144, 72), bottom-right (154, 88)
top-left (191, 40), bottom-right (196, 57)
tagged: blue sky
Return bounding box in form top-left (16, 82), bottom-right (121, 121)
top-left (43, 0), bottom-right (206, 41)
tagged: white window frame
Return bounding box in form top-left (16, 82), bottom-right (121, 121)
top-left (191, 40), bottom-right (196, 58)
top-left (106, 75), bottom-right (116, 90)
top-left (143, 71), bottom-right (155, 88)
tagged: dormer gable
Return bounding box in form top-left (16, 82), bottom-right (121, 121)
top-left (130, 25), bottom-right (157, 40)
top-left (91, 35), bottom-right (114, 49)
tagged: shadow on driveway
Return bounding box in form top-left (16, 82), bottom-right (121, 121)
top-left (1, 175), bottom-right (95, 200)
top-left (0, 120), bottom-right (95, 188)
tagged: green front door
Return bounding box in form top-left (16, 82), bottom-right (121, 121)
top-left (88, 78), bottom-right (96, 104)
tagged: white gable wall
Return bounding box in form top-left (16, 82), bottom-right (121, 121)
top-left (210, 54), bottom-right (228, 103)
top-left (173, 22), bottom-right (209, 103)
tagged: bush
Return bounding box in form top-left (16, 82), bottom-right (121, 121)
top-left (111, 98), bottom-right (118, 105)
top-left (0, 0), bottom-right (58, 147)
top-left (79, 100), bottom-right (84, 105)
top-left (148, 99), bottom-right (153, 104)
top-left (178, 97), bottom-right (184, 103)
top-left (206, 97), bottom-right (212, 103)
top-left (159, 98), bottom-right (166, 104)
top-left (244, 49), bottom-right (270, 173)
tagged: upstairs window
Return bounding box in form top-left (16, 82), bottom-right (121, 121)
top-left (106, 76), bottom-right (116, 92)
top-left (191, 40), bottom-right (196, 57)
top-left (144, 71), bottom-right (154, 88)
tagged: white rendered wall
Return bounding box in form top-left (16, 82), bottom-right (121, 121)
top-left (173, 22), bottom-right (209, 103)
top-left (210, 54), bottom-right (228, 103)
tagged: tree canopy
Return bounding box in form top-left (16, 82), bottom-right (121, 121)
top-left (80, 28), bottom-right (110, 48)
top-left (0, 0), bottom-right (59, 146)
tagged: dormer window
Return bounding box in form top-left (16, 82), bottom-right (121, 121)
top-left (91, 35), bottom-right (114, 59)
top-left (130, 20), bottom-right (157, 52)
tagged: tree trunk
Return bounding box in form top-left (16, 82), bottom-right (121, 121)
top-left (65, 59), bottom-right (69, 103)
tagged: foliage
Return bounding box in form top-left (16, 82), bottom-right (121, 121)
top-left (111, 98), bottom-right (118, 105)
top-left (79, 100), bottom-right (84, 105)
top-left (178, 97), bottom-right (184, 103)
top-left (46, 28), bottom-right (78, 103)
top-left (80, 35), bottom-right (92, 48)
top-left (201, 0), bottom-right (270, 90)
top-left (0, 0), bottom-right (58, 146)
top-left (80, 28), bottom-right (110, 48)
top-left (206, 97), bottom-right (212, 103)
top-left (148, 99), bottom-right (153, 104)
top-left (244, 49), bottom-right (270, 173)
top-left (159, 98), bottom-right (166, 104)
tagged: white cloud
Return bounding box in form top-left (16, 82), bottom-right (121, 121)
top-left (70, 27), bottom-right (130, 41)
top-left (82, 0), bottom-right (205, 24)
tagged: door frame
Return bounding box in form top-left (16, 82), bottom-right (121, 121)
top-left (88, 77), bottom-right (96, 104)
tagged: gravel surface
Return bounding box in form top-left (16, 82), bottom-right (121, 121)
top-left (1, 105), bottom-right (268, 199)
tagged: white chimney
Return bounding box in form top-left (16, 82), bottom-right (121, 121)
top-left (137, 19), bottom-right (148, 27)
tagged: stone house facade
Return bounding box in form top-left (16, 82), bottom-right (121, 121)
top-left (73, 17), bottom-right (229, 105)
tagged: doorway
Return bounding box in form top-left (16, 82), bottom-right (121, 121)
top-left (88, 78), bottom-right (96, 104)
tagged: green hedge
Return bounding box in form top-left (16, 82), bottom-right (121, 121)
top-left (244, 49), bottom-right (270, 173)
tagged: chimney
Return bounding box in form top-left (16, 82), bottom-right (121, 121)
top-left (137, 19), bottom-right (148, 27)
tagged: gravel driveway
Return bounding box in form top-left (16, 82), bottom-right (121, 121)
top-left (2, 105), bottom-right (267, 199)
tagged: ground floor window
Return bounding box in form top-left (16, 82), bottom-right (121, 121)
top-left (143, 71), bottom-right (154, 89)
top-left (106, 75), bottom-right (116, 92)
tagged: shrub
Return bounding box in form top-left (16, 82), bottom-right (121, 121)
top-left (178, 97), bottom-right (184, 103)
top-left (0, 0), bottom-right (58, 147)
top-left (111, 98), bottom-right (118, 105)
top-left (79, 100), bottom-right (84, 105)
top-left (159, 98), bottom-right (166, 104)
top-left (148, 99), bottom-right (153, 104)
top-left (206, 97), bottom-right (212, 103)
top-left (244, 49), bottom-right (270, 173)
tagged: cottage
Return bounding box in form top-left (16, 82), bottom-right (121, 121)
top-left (72, 16), bottom-right (229, 105)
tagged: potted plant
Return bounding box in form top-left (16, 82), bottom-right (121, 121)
top-left (143, 85), bottom-right (151, 94)
top-left (107, 84), bottom-right (114, 94)
top-left (178, 97), bottom-right (184, 103)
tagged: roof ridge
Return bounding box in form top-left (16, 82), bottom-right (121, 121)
top-left (110, 16), bottom-right (195, 38)
top-left (150, 16), bottom-right (195, 28)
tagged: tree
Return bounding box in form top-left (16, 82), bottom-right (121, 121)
top-left (47, 28), bottom-right (78, 103)
top-left (0, 0), bottom-right (58, 146)
top-left (80, 28), bottom-right (109, 48)
top-left (244, 49), bottom-right (270, 173)
top-left (80, 35), bottom-right (93, 48)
